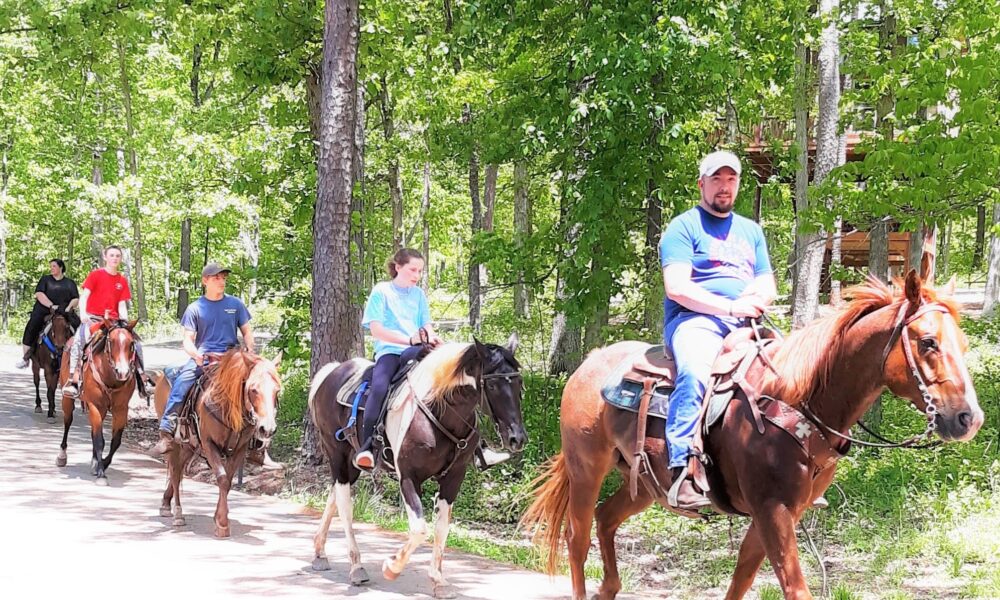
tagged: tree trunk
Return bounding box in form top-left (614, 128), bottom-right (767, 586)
top-left (868, 1), bottom-right (895, 285)
top-left (305, 66), bottom-right (322, 154)
top-left (513, 161), bottom-right (531, 318)
top-left (983, 202), bottom-right (1000, 315)
top-left (869, 220), bottom-right (890, 282)
top-left (177, 218), bottom-right (191, 319)
top-left (67, 225), bottom-right (75, 276)
top-left (642, 176), bottom-right (664, 331)
top-left (0, 134), bottom-right (10, 330)
top-left (350, 81), bottom-right (366, 315)
top-left (240, 213), bottom-right (261, 303)
top-left (790, 35), bottom-right (820, 329)
top-left (466, 107), bottom-right (482, 332)
top-left (480, 163), bottom-right (498, 292)
top-left (91, 147), bottom-right (104, 267)
top-left (305, 0), bottom-right (362, 464)
top-left (421, 161), bottom-right (431, 290)
top-left (939, 220), bottom-right (952, 281)
top-left (547, 261), bottom-right (583, 374)
top-left (117, 40), bottom-right (147, 321)
top-left (973, 204), bottom-right (986, 271)
top-left (379, 74), bottom-right (404, 251)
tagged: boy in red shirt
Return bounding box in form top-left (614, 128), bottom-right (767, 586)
top-left (63, 245), bottom-right (155, 399)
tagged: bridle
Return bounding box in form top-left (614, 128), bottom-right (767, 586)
top-left (801, 300), bottom-right (951, 450)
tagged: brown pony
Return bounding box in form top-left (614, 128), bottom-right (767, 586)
top-left (154, 349), bottom-right (281, 538)
top-left (56, 319), bottom-right (139, 485)
top-left (522, 268), bottom-right (984, 600)
top-left (30, 308), bottom-right (74, 423)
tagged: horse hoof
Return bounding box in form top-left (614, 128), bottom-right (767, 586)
top-left (215, 526), bottom-right (230, 538)
top-left (47, 416), bottom-right (56, 424)
top-left (159, 507), bottom-right (172, 518)
top-left (34, 406), bottom-right (42, 413)
top-left (349, 567), bottom-right (370, 586)
top-left (55, 453), bottom-right (67, 467)
top-left (382, 560), bottom-right (400, 581)
top-left (95, 477), bottom-right (109, 486)
top-left (173, 517), bottom-right (186, 527)
top-left (311, 556), bottom-right (331, 572)
top-left (433, 584), bottom-right (457, 599)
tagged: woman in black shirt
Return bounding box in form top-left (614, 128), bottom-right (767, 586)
top-left (15, 259), bottom-right (80, 368)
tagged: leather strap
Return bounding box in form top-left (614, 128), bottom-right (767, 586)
top-left (630, 377), bottom-right (654, 500)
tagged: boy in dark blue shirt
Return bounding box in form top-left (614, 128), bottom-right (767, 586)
top-left (150, 263), bottom-right (254, 454)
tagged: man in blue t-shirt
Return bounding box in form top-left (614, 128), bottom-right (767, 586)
top-left (659, 150), bottom-right (776, 511)
top-left (150, 262), bottom-right (254, 454)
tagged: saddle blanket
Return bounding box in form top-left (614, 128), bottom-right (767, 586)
top-left (600, 346), bottom-right (672, 420)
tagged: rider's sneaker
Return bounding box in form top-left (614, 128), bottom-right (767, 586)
top-left (63, 380), bottom-right (80, 399)
top-left (141, 375), bottom-right (156, 397)
top-left (476, 447), bottom-right (512, 470)
top-left (812, 495), bottom-right (830, 509)
top-left (354, 450), bottom-right (375, 471)
top-left (14, 358), bottom-right (29, 369)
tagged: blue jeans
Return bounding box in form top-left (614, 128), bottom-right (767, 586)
top-left (664, 312), bottom-right (740, 468)
top-left (159, 359), bottom-right (202, 433)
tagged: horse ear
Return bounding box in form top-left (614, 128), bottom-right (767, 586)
top-left (941, 274), bottom-right (957, 297)
top-left (126, 319), bottom-right (138, 332)
top-left (506, 332), bottom-right (519, 355)
top-left (904, 269), bottom-right (923, 305)
top-left (919, 227), bottom-right (937, 283)
top-left (472, 337), bottom-right (489, 359)
top-left (271, 351), bottom-right (283, 368)
top-left (243, 353), bottom-right (257, 371)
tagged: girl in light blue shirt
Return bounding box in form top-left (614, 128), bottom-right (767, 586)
top-left (355, 248), bottom-right (442, 469)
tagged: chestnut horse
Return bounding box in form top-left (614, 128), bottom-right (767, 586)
top-left (308, 337), bottom-right (527, 599)
top-left (154, 349), bottom-right (281, 538)
top-left (522, 269), bottom-right (984, 600)
top-left (56, 319), bottom-right (139, 485)
top-left (30, 308), bottom-right (74, 423)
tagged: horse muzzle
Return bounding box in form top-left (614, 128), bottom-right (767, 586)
top-left (936, 406), bottom-right (984, 442)
top-left (504, 424), bottom-right (527, 453)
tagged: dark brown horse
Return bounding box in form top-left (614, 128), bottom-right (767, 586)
top-left (56, 319), bottom-right (140, 485)
top-left (308, 337), bottom-right (527, 598)
top-left (154, 349), bottom-right (282, 538)
top-left (522, 268), bottom-right (984, 600)
top-left (30, 308), bottom-right (74, 423)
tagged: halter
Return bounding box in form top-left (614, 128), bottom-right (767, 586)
top-left (803, 300), bottom-right (950, 450)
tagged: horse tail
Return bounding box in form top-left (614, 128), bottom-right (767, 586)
top-left (519, 452), bottom-right (570, 576)
top-left (308, 361), bottom-right (341, 413)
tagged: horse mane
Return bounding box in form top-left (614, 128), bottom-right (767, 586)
top-left (407, 342), bottom-right (478, 409)
top-left (763, 277), bottom-right (959, 407)
top-left (207, 349), bottom-right (257, 431)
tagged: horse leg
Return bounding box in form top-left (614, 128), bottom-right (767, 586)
top-left (592, 483), bottom-right (654, 600)
top-left (382, 477), bottom-right (428, 581)
top-left (88, 402), bottom-right (108, 485)
top-left (753, 504), bottom-right (813, 600)
top-left (565, 449), bottom-right (613, 600)
top-left (33, 361), bottom-right (42, 413)
top-left (45, 369), bottom-right (58, 422)
top-left (723, 523), bottom-right (767, 600)
top-left (425, 466), bottom-right (469, 599)
top-left (313, 454), bottom-right (369, 584)
top-left (101, 400), bottom-right (127, 471)
top-left (56, 393), bottom-right (75, 467)
top-left (165, 447), bottom-right (193, 527)
top-left (208, 445), bottom-right (233, 538)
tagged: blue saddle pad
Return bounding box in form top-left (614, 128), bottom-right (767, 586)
top-left (600, 350), bottom-right (672, 420)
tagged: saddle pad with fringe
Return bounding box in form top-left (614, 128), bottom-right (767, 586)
top-left (601, 348), bottom-right (672, 420)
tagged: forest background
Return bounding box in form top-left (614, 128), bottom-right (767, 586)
top-left (2, 0), bottom-right (999, 597)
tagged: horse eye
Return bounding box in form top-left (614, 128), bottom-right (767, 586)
top-left (919, 337), bottom-right (938, 352)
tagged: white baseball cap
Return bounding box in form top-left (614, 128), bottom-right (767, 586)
top-left (699, 150), bottom-right (742, 178)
